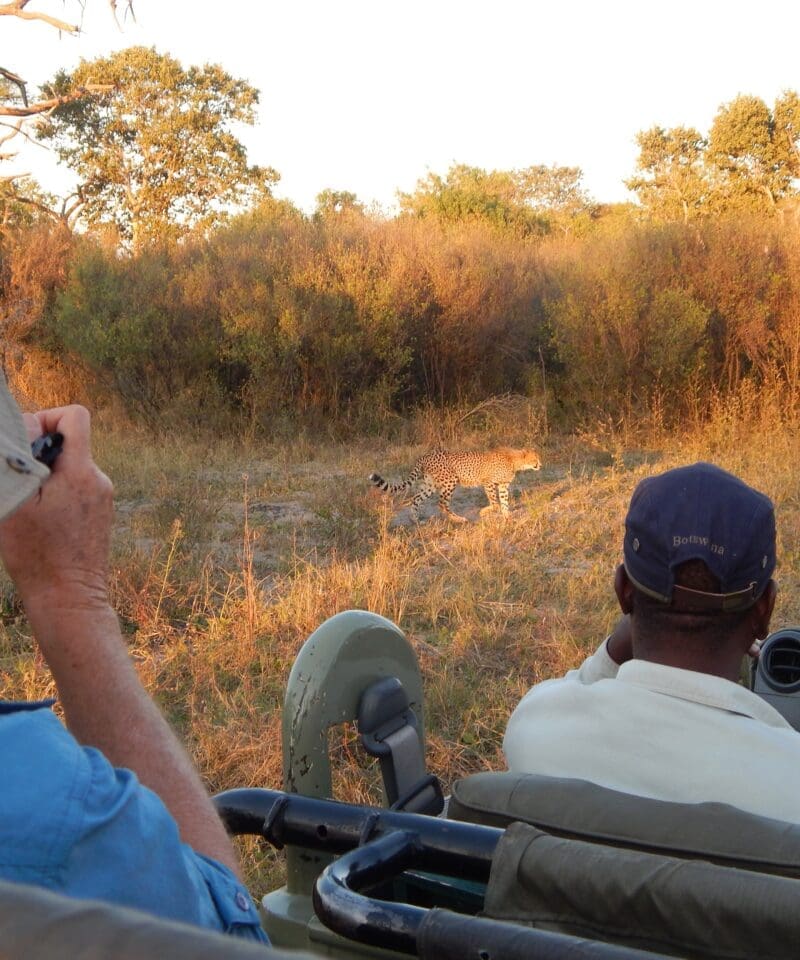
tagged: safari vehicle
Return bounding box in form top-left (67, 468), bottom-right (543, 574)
top-left (211, 610), bottom-right (800, 960)
top-left (3, 610), bottom-right (800, 960)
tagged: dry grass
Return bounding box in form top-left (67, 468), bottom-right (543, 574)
top-left (1, 390), bottom-right (799, 895)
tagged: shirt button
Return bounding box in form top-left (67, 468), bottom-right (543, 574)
top-left (235, 891), bottom-right (251, 912)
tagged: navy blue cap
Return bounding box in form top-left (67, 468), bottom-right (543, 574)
top-left (624, 462), bottom-right (775, 611)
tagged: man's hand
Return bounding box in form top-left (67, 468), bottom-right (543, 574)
top-left (0, 405), bottom-right (114, 624)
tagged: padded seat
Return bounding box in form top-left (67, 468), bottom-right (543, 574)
top-left (449, 771), bottom-right (800, 877)
top-left (450, 773), bottom-right (800, 959)
top-left (486, 821), bottom-right (800, 960)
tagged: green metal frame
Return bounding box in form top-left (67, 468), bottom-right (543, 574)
top-left (262, 610), bottom-right (424, 955)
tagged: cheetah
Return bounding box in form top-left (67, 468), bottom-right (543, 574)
top-left (369, 447), bottom-right (542, 523)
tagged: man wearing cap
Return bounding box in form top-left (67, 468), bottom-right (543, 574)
top-left (503, 462), bottom-right (800, 822)
top-left (0, 387), bottom-right (268, 942)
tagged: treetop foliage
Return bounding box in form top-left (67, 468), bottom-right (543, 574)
top-left (398, 162), bottom-right (597, 237)
top-left (36, 46), bottom-right (278, 249)
top-left (628, 91), bottom-right (800, 221)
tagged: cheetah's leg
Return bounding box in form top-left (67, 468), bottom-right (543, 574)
top-left (408, 478), bottom-right (437, 523)
top-left (480, 483), bottom-right (502, 516)
top-left (439, 479), bottom-right (468, 523)
top-left (497, 483), bottom-right (511, 516)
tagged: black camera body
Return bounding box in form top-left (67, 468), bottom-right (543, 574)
top-left (751, 627), bottom-right (800, 730)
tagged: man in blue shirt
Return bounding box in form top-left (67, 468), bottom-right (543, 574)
top-left (0, 385), bottom-right (267, 943)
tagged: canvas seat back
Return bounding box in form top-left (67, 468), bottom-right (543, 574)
top-left (450, 772), bottom-right (800, 959)
top-left (449, 771), bottom-right (800, 877)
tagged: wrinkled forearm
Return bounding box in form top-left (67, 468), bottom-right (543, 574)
top-left (24, 598), bottom-right (241, 878)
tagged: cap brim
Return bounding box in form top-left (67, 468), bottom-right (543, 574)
top-left (626, 564), bottom-right (762, 614)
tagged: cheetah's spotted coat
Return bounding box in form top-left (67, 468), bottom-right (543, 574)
top-left (369, 447), bottom-right (542, 522)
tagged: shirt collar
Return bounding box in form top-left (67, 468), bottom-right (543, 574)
top-left (0, 698), bottom-right (56, 714)
top-left (616, 659), bottom-right (792, 729)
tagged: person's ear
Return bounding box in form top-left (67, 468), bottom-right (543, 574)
top-left (615, 564), bottom-right (634, 614)
top-left (750, 579), bottom-right (777, 640)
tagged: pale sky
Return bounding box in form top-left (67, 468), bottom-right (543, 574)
top-left (5, 0), bottom-right (800, 214)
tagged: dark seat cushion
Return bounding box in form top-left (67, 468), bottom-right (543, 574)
top-left (486, 821), bottom-right (800, 960)
top-left (450, 772), bottom-right (800, 877)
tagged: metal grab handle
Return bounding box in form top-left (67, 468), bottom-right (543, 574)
top-left (312, 831), bottom-right (672, 959)
top-left (313, 831), bottom-right (424, 955)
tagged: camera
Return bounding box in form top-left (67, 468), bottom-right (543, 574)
top-left (751, 627), bottom-right (800, 730)
top-left (31, 431), bottom-right (63, 469)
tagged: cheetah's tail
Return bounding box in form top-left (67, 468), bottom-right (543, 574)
top-left (369, 471), bottom-right (416, 494)
top-left (369, 472), bottom-right (390, 491)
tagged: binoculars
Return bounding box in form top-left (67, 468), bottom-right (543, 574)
top-left (752, 627), bottom-right (800, 730)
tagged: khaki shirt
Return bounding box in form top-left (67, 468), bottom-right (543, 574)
top-left (503, 640), bottom-right (800, 822)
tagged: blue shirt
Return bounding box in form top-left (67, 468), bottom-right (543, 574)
top-left (0, 700), bottom-right (268, 944)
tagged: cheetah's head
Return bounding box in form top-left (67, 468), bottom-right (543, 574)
top-left (518, 447), bottom-right (542, 471)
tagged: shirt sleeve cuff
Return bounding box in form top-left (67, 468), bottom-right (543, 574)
top-left (571, 636), bottom-right (620, 684)
top-left (193, 855), bottom-right (270, 943)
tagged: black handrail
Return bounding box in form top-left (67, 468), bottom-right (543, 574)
top-left (314, 830), bottom-right (425, 954)
top-left (214, 787), bottom-right (499, 877)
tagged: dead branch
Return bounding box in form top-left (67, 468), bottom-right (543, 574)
top-left (0, 118), bottom-right (24, 153)
top-left (0, 83), bottom-right (113, 117)
top-left (454, 393), bottom-right (532, 426)
top-left (109, 0), bottom-right (134, 29)
top-left (0, 67), bottom-right (28, 106)
top-left (0, 116), bottom-right (47, 144)
top-left (0, 0), bottom-right (79, 33)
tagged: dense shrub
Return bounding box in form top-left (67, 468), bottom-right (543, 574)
top-left (7, 206), bottom-right (800, 432)
top-left (50, 241), bottom-right (224, 423)
top-left (0, 222), bottom-right (73, 347)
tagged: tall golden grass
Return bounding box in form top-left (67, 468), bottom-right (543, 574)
top-left (0, 380), bottom-right (798, 893)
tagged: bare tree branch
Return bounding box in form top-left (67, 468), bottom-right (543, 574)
top-left (0, 118), bottom-right (24, 153)
top-left (0, 84), bottom-right (112, 117)
top-left (109, 0), bottom-right (134, 29)
top-left (0, 67), bottom-right (28, 105)
top-left (0, 117), bottom-right (48, 149)
top-left (0, 0), bottom-right (80, 34)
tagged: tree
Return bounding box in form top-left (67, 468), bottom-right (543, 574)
top-left (398, 163), bottom-right (549, 236)
top-left (37, 46), bottom-right (278, 248)
top-left (0, 175), bottom-right (57, 230)
top-left (626, 126), bottom-right (707, 223)
top-left (706, 93), bottom-right (800, 213)
top-left (514, 164), bottom-right (596, 233)
top-left (773, 90), bottom-right (800, 173)
top-left (314, 188), bottom-right (363, 218)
